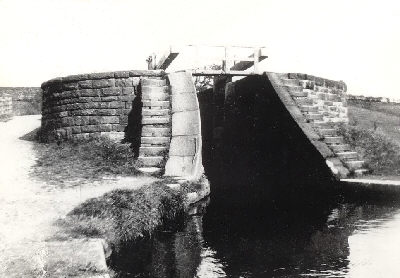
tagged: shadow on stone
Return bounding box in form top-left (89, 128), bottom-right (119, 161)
top-left (124, 88), bottom-right (142, 157)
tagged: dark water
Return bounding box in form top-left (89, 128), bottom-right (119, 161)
top-left (110, 185), bottom-right (400, 278)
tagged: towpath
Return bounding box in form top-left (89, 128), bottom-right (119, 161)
top-left (0, 115), bottom-right (154, 277)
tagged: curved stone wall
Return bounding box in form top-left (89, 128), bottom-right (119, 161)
top-left (40, 70), bottom-right (163, 141)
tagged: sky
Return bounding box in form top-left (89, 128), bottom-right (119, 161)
top-left (0, 0), bottom-right (399, 97)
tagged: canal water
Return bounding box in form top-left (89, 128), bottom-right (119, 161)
top-left (110, 178), bottom-right (400, 278)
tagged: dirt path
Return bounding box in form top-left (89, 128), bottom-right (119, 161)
top-left (0, 115), bottom-right (155, 277)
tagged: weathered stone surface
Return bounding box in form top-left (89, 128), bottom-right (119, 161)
top-left (141, 78), bottom-right (167, 86)
top-left (171, 110), bottom-right (200, 136)
top-left (142, 116), bottom-right (170, 125)
top-left (93, 79), bottom-right (115, 89)
top-left (164, 156), bottom-right (196, 176)
top-left (141, 136), bottom-right (170, 145)
top-left (139, 146), bottom-right (168, 156)
top-left (45, 239), bottom-right (108, 277)
top-left (171, 93), bottom-right (199, 112)
top-left (142, 100), bottom-right (170, 109)
top-left (169, 136), bottom-right (197, 156)
top-left (137, 156), bottom-right (164, 166)
top-left (141, 86), bottom-right (169, 95)
top-left (142, 126), bottom-right (171, 137)
top-left (142, 92), bottom-right (169, 101)
top-left (167, 71), bottom-right (195, 94)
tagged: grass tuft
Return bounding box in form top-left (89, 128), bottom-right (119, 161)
top-left (32, 137), bottom-right (140, 186)
top-left (59, 182), bottom-right (185, 246)
top-left (337, 124), bottom-right (400, 175)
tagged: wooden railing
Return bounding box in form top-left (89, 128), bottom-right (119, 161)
top-left (148, 45), bottom-right (268, 75)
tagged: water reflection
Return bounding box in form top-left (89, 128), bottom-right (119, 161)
top-left (111, 196), bottom-right (400, 278)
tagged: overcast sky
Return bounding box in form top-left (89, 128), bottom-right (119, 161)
top-left (0, 0), bottom-right (399, 97)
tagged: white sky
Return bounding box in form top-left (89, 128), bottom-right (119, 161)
top-left (0, 0), bottom-right (399, 97)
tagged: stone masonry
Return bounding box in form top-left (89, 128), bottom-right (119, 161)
top-left (137, 77), bottom-right (171, 173)
top-left (0, 95), bottom-right (12, 119)
top-left (164, 71), bottom-right (204, 180)
top-left (40, 70), bottom-right (163, 141)
top-left (267, 72), bottom-right (368, 178)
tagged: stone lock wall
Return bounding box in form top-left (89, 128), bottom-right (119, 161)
top-left (268, 72), bottom-right (367, 178)
top-left (0, 95), bottom-right (12, 118)
top-left (40, 70), bottom-right (163, 141)
top-left (0, 87), bottom-right (42, 115)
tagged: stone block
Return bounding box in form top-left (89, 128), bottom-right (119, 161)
top-left (171, 93), bottom-right (198, 112)
top-left (139, 146), bottom-right (168, 156)
top-left (142, 116), bottom-right (170, 125)
top-left (115, 78), bottom-right (133, 87)
top-left (169, 136), bottom-right (198, 156)
top-left (137, 156), bottom-right (164, 167)
top-left (72, 126), bottom-right (82, 134)
top-left (78, 80), bottom-right (93, 89)
top-left (141, 78), bottom-right (167, 86)
top-left (111, 124), bottom-right (125, 132)
top-left (102, 88), bottom-right (121, 96)
top-left (93, 79), bottom-right (115, 89)
top-left (102, 96), bottom-right (120, 102)
top-left (114, 71), bottom-right (130, 78)
top-left (168, 71), bottom-right (195, 94)
top-left (99, 124), bottom-right (113, 132)
top-left (97, 109), bottom-right (117, 116)
top-left (141, 136), bottom-right (170, 146)
top-left (89, 117), bottom-right (101, 125)
top-left (101, 116), bottom-right (119, 124)
top-left (142, 100), bottom-right (170, 109)
top-left (89, 72), bottom-right (115, 79)
top-left (62, 82), bottom-right (78, 91)
top-left (81, 125), bottom-right (100, 133)
top-left (122, 87), bottom-right (136, 95)
top-left (142, 92), bottom-right (169, 101)
top-left (142, 86), bottom-right (169, 94)
top-left (142, 126), bottom-right (171, 137)
top-left (164, 156), bottom-right (195, 176)
top-left (171, 110), bottom-right (200, 136)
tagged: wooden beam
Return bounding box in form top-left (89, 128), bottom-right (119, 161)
top-left (155, 46), bottom-right (180, 70)
top-left (230, 48), bottom-right (268, 71)
top-left (192, 69), bottom-right (264, 76)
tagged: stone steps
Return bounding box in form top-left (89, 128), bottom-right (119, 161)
top-left (141, 85), bottom-right (169, 94)
top-left (141, 78), bottom-right (167, 87)
top-left (330, 144), bottom-right (351, 152)
top-left (141, 136), bottom-right (170, 146)
top-left (275, 74), bottom-right (369, 178)
top-left (305, 112), bottom-right (323, 121)
top-left (142, 116), bottom-right (171, 125)
top-left (141, 126), bottom-right (171, 137)
top-left (324, 136), bottom-right (344, 145)
top-left (345, 160), bottom-right (365, 171)
top-left (137, 156), bottom-right (164, 167)
top-left (336, 151), bottom-right (358, 160)
top-left (139, 146), bottom-right (168, 156)
top-left (142, 100), bottom-right (170, 109)
top-left (300, 105), bottom-right (319, 112)
top-left (318, 128), bottom-right (337, 136)
top-left (354, 168), bottom-right (370, 177)
top-left (142, 108), bottom-right (170, 116)
top-left (142, 92), bottom-right (170, 101)
top-left (137, 77), bottom-right (172, 175)
top-left (281, 79), bottom-right (300, 86)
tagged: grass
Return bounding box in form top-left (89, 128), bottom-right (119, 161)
top-left (32, 137), bottom-right (141, 187)
top-left (338, 101), bottom-right (400, 176)
top-left (56, 181), bottom-right (185, 246)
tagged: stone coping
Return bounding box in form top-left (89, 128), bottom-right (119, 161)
top-left (42, 70), bottom-right (166, 89)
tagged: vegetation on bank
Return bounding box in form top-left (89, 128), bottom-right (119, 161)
top-left (32, 137), bottom-right (140, 187)
top-left (56, 181), bottom-right (189, 245)
top-left (339, 102), bottom-right (400, 176)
